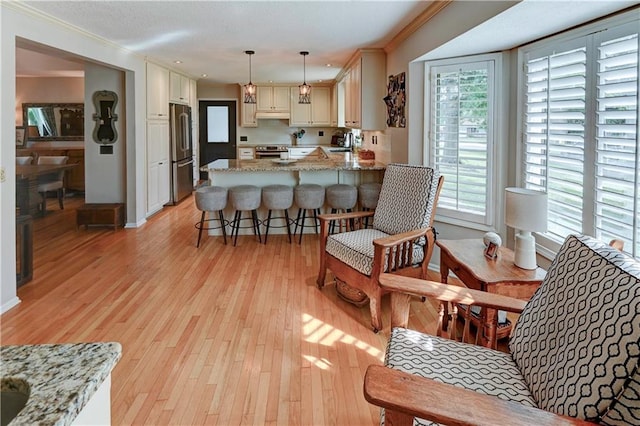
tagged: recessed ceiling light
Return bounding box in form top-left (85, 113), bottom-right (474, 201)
top-left (174, 60), bottom-right (182, 64)
top-left (201, 73), bottom-right (208, 77)
top-left (325, 63), bottom-right (332, 67)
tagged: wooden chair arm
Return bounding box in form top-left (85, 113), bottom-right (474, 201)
top-left (372, 228), bottom-right (430, 248)
top-left (380, 273), bottom-right (527, 314)
top-left (364, 365), bottom-right (593, 426)
top-left (317, 210), bottom-right (374, 223)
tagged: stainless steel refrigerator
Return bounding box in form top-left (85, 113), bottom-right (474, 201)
top-left (168, 103), bottom-right (194, 204)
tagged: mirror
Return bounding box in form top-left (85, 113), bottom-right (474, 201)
top-left (92, 90), bottom-right (118, 144)
top-left (22, 103), bottom-right (84, 141)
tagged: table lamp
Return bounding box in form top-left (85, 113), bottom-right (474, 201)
top-left (504, 187), bottom-right (548, 270)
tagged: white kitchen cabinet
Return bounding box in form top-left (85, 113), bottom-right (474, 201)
top-left (341, 49), bottom-right (386, 130)
top-left (257, 86), bottom-right (290, 112)
top-left (331, 83), bottom-right (339, 127)
top-left (170, 71), bottom-right (190, 105)
top-left (240, 101), bottom-right (257, 127)
top-left (289, 86), bottom-right (330, 127)
top-left (147, 120), bottom-right (171, 215)
top-left (238, 147), bottom-right (255, 160)
top-left (147, 62), bottom-right (170, 120)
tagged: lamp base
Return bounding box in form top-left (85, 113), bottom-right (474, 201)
top-left (514, 231), bottom-right (538, 270)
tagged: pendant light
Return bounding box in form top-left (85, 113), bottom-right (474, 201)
top-left (298, 51), bottom-right (311, 104)
top-left (243, 50), bottom-right (257, 104)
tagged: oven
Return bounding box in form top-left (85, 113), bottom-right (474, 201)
top-left (254, 145), bottom-right (289, 159)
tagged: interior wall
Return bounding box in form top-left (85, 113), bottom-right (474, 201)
top-left (84, 63), bottom-right (126, 203)
top-left (386, 1), bottom-right (519, 165)
top-left (1, 3), bottom-right (147, 313)
top-left (383, 1), bottom-right (520, 267)
top-left (16, 76), bottom-right (84, 127)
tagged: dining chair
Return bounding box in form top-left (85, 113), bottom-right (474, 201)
top-left (37, 155), bottom-right (69, 212)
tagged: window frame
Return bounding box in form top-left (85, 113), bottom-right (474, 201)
top-left (424, 52), bottom-right (506, 231)
top-left (516, 9), bottom-right (639, 259)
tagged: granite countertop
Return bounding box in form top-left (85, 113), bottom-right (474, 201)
top-left (204, 157), bottom-right (386, 172)
top-left (1, 342), bottom-right (122, 426)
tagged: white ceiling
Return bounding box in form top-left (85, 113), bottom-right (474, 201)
top-left (16, 1), bottom-right (638, 85)
top-left (18, 0), bottom-right (436, 84)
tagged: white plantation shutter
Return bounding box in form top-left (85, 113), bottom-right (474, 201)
top-left (521, 17), bottom-right (639, 258)
top-left (429, 60), bottom-right (494, 225)
top-left (595, 28), bottom-right (638, 255)
top-left (524, 45), bottom-right (587, 241)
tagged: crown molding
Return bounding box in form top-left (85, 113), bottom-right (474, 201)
top-left (384, 0), bottom-right (454, 52)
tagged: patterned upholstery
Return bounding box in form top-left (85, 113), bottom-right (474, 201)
top-left (326, 229), bottom-right (424, 275)
top-left (380, 234), bottom-right (639, 425)
top-left (384, 328), bottom-right (537, 426)
top-left (372, 164), bottom-right (440, 236)
top-left (326, 164), bottom-right (439, 277)
top-left (509, 234), bottom-right (640, 423)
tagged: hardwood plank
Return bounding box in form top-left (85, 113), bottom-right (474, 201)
top-left (3, 195), bottom-right (451, 425)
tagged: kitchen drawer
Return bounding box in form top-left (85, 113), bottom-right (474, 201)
top-left (238, 147), bottom-right (254, 160)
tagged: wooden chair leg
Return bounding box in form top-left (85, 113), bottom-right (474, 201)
top-left (58, 188), bottom-right (65, 210)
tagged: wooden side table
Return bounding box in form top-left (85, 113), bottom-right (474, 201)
top-left (436, 239), bottom-right (546, 349)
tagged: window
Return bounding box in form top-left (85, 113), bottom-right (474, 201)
top-left (521, 16), bottom-right (639, 258)
top-left (426, 56), bottom-right (499, 227)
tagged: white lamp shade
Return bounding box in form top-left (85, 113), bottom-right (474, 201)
top-left (505, 188), bottom-right (548, 232)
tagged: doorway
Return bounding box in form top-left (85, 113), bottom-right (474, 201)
top-left (198, 100), bottom-right (237, 180)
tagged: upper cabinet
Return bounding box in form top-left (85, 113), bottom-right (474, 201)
top-left (331, 83), bottom-right (339, 127)
top-left (170, 71), bottom-right (191, 105)
top-left (241, 102), bottom-right (258, 127)
top-left (341, 49), bottom-right (386, 130)
top-left (147, 62), bottom-right (170, 120)
top-left (289, 86), bottom-right (331, 127)
top-left (257, 86), bottom-right (290, 112)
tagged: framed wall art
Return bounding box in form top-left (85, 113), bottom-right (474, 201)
top-left (383, 72), bottom-right (406, 128)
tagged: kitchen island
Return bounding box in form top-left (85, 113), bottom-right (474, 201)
top-left (201, 154), bottom-right (386, 236)
top-left (1, 342), bottom-right (121, 426)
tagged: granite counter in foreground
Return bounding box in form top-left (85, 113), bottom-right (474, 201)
top-left (1, 342), bottom-right (121, 426)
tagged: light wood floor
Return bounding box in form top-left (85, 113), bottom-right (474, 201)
top-left (2, 195), bottom-right (443, 425)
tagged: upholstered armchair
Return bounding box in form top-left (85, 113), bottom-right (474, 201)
top-left (316, 164), bottom-right (443, 332)
top-left (364, 234), bottom-right (640, 425)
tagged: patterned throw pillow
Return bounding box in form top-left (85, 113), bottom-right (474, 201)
top-left (509, 234), bottom-right (640, 423)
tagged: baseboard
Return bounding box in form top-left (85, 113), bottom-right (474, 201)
top-left (1, 297), bottom-right (21, 314)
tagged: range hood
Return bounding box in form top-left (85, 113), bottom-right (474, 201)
top-left (255, 111), bottom-right (290, 120)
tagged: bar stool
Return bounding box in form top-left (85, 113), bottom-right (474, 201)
top-left (229, 185), bottom-right (262, 246)
top-left (325, 183), bottom-right (357, 233)
top-left (358, 182), bottom-right (382, 228)
top-left (294, 184), bottom-right (325, 244)
top-left (194, 185), bottom-right (228, 247)
top-left (262, 184), bottom-right (294, 244)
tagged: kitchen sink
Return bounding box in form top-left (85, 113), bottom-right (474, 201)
top-left (1, 378), bottom-right (30, 426)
